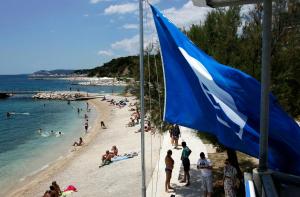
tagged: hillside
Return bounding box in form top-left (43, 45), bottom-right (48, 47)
top-left (75, 56), bottom-right (139, 78)
top-left (30, 69), bottom-right (75, 77)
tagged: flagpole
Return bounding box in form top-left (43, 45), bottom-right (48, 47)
top-left (258, 0), bottom-right (272, 172)
top-left (139, 0), bottom-right (146, 196)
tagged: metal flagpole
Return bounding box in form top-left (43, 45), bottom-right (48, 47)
top-left (139, 0), bottom-right (146, 196)
top-left (258, 0), bottom-right (272, 172)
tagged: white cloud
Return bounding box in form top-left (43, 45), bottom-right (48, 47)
top-left (110, 33), bottom-right (156, 55)
top-left (90, 0), bottom-right (107, 4)
top-left (148, 0), bottom-right (160, 4)
top-left (104, 1), bottom-right (212, 56)
top-left (162, 1), bottom-right (212, 29)
top-left (104, 3), bottom-right (138, 15)
top-left (111, 35), bottom-right (139, 54)
top-left (122, 23), bottom-right (138, 29)
top-left (83, 14), bottom-right (89, 17)
top-left (98, 50), bottom-right (113, 56)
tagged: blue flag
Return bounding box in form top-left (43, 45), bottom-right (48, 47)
top-left (151, 5), bottom-right (300, 175)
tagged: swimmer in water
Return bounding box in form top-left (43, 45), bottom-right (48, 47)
top-left (50, 130), bottom-right (54, 135)
top-left (6, 112), bottom-right (11, 118)
top-left (38, 128), bottom-right (42, 134)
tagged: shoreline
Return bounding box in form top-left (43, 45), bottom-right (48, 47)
top-left (8, 95), bottom-right (162, 197)
top-left (6, 98), bottom-right (109, 197)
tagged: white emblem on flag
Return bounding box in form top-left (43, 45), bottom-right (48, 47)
top-left (179, 47), bottom-right (247, 140)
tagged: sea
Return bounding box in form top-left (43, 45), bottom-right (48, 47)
top-left (0, 75), bottom-right (124, 195)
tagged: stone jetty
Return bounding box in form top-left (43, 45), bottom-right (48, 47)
top-left (32, 91), bottom-right (100, 101)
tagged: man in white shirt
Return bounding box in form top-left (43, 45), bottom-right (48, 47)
top-left (197, 152), bottom-right (213, 197)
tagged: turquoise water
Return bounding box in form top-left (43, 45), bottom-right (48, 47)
top-left (0, 75), bottom-right (124, 195)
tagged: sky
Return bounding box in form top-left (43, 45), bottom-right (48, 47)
top-left (0, 0), bottom-right (215, 74)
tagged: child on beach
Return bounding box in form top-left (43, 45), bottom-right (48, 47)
top-left (73, 137), bottom-right (83, 146)
top-left (101, 121), bottom-right (107, 129)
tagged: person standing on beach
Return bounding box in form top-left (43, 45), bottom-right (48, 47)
top-left (169, 126), bottom-right (174, 146)
top-left (165, 149), bottom-right (174, 192)
top-left (86, 102), bottom-right (89, 111)
top-left (77, 108), bottom-right (80, 114)
top-left (197, 152), bottom-right (213, 197)
top-left (172, 124), bottom-right (181, 149)
top-left (84, 120), bottom-right (88, 133)
top-left (180, 141), bottom-right (192, 186)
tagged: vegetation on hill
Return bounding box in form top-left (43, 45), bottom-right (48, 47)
top-left (74, 56), bottom-right (139, 78)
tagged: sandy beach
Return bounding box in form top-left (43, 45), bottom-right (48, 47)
top-left (8, 95), bottom-right (162, 197)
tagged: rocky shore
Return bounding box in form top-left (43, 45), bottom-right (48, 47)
top-left (75, 77), bottom-right (128, 86)
top-left (32, 91), bottom-right (101, 100)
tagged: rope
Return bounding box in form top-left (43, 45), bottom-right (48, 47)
top-left (147, 51), bottom-right (154, 197)
top-left (153, 50), bottom-right (163, 197)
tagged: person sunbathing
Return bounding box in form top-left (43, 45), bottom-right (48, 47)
top-left (127, 118), bottom-right (135, 127)
top-left (144, 121), bottom-right (151, 132)
top-left (49, 185), bottom-right (59, 197)
top-left (110, 146), bottom-right (118, 156)
top-left (51, 181), bottom-right (62, 196)
top-left (102, 150), bottom-right (113, 163)
top-left (73, 137), bottom-right (83, 146)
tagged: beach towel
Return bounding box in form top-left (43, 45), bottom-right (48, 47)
top-left (99, 152), bottom-right (139, 168)
top-left (64, 185), bottom-right (77, 192)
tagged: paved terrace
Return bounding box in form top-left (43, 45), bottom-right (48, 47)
top-left (147, 127), bottom-right (209, 197)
